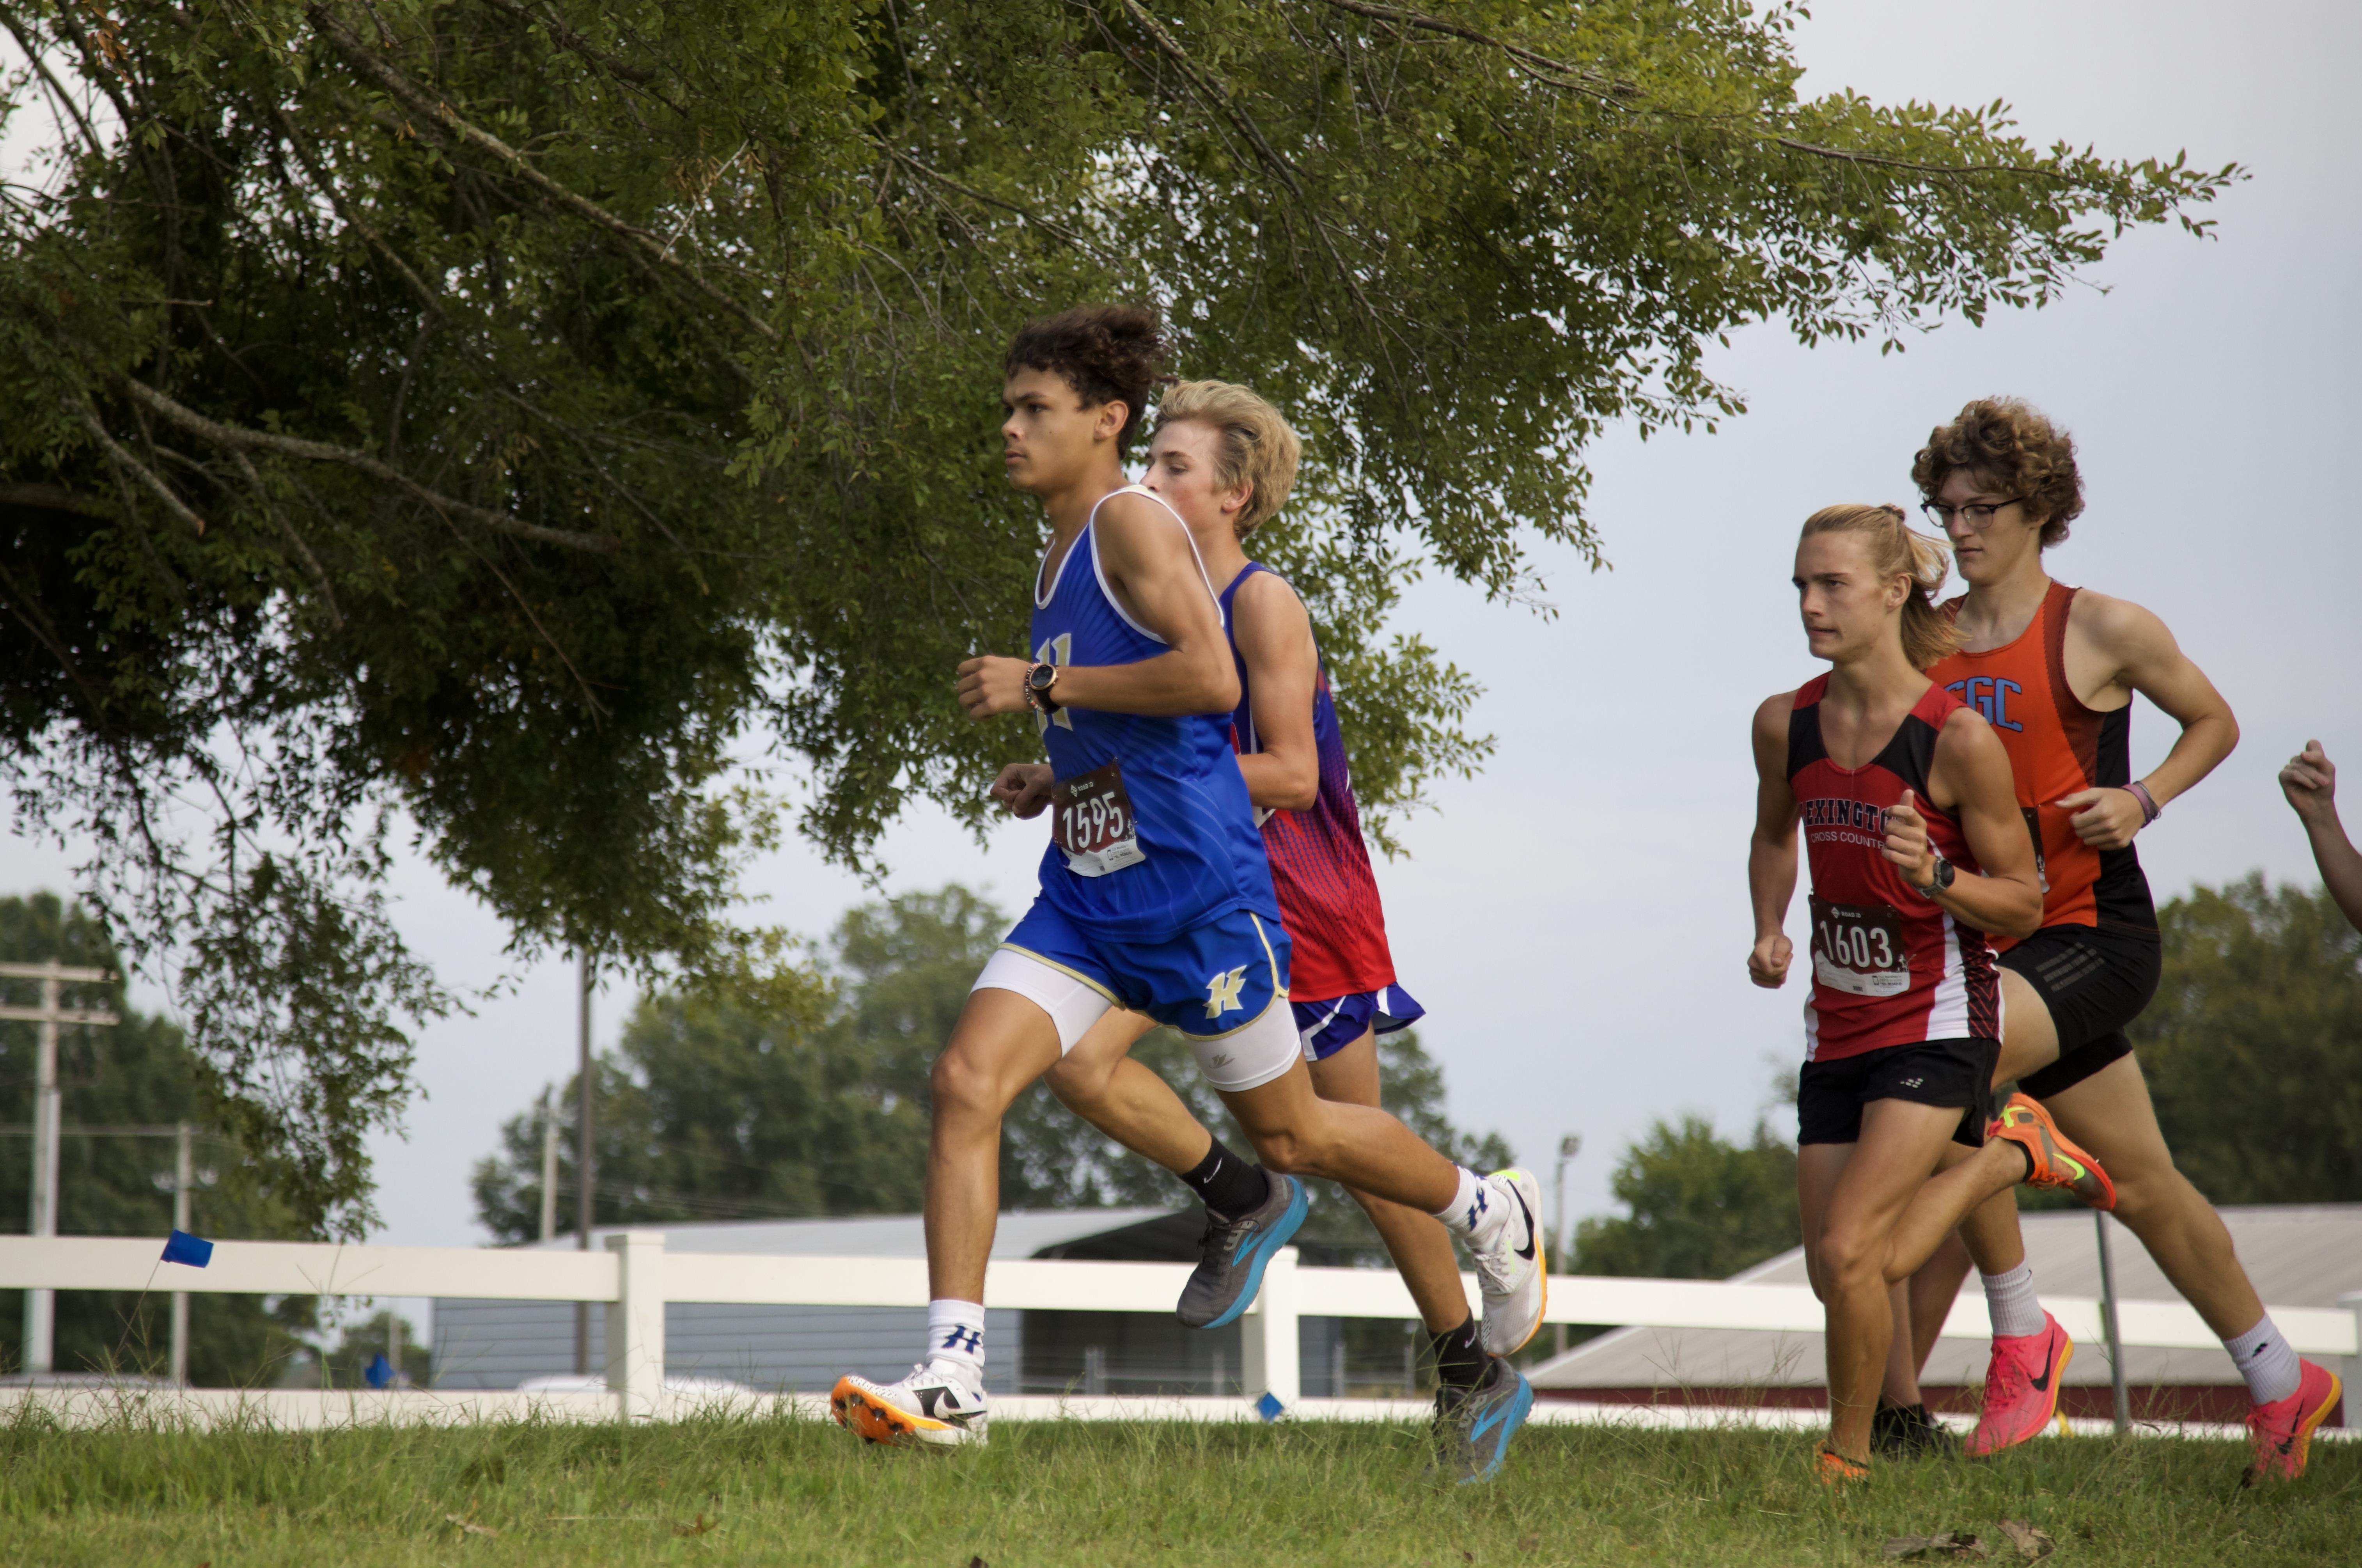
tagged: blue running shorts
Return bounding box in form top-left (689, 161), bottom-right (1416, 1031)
top-left (1291, 984), bottom-right (1426, 1062)
top-left (975, 897), bottom-right (1299, 1093)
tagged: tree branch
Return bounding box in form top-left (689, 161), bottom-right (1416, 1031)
top-left (0, 482), bottom-right (111, 517)
top-left (308, 7), bottom-right (777, 343)
top-left (115, 379), bottom-right (619, 554)
top-left (74, 402), bottom-right (207, 534)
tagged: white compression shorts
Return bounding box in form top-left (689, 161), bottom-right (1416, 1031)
top-left (970, 947), bottom-right (1300, 1093)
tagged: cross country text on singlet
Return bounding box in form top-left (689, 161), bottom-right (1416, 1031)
top-left (1027, 486), bottom-right (1282, 942)
top-left (1217, 563), bottom-right (1397, 1000)
top-left (1928, 582), bottom-right (2158, 945)
top-left (1787, 676), bottom-right (2001, 1060)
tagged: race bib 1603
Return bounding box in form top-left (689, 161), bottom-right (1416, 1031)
top-left (1052, 759), bottom-right (1147, 878)
top-left (1809, 894), bottom-right (1910, 998)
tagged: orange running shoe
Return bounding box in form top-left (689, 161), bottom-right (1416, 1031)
top-left (1814, 1443), bottom-right (1869, 1487)
top-left (1965, 1311), bottom-right (2075, 1458)
top-left (2244, 1359), bottom-right (2342, 1485)
top-left (1989, 1093), bottom-right (2116, 1210)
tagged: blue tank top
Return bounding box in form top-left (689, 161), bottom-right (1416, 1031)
top-left (1028, 486), bottom-right (1280, 942)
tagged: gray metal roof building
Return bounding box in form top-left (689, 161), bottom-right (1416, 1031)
top-left (1527, 1204), bottom-right (2362, 1421)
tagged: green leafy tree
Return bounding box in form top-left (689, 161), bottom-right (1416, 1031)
top-left (1571, 1114), bottom-right (1799, 1281)
top-left (474, 883), bottom-right (1507, 1245)
top-left (2134, 874), bottom-right (2362, 1205)
top-left (0, 894), bottom-right (316, 1383)
top-left (1, 1), bottom-right (2235, 1229)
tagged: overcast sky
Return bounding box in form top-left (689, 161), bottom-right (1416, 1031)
top-left (7, 1), bottom-right (2358, 1256)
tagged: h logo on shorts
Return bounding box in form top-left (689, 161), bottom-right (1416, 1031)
top-left (1203, 965), bottom-right (1248, 1020)
top-left (940, 1326), bottom-right (982, 1355)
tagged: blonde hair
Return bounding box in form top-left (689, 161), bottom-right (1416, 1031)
top-left (1800, 504), bottom-right (1960, 670)
top-left (1153, 380), bottom-right (1302, 534)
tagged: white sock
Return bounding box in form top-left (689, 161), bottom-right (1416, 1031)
top-left (2223, 1314), bottom-right (2302, 1405)
top-left (1980, 1263), bottom-right (2046, 1340)
top-left (926, 1298), bottom-right (987, 1385)
top-left (1431, 1166), bottom-right (1507, 1244)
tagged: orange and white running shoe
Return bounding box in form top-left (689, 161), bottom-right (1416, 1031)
top-left (1965, 1311), bottom-right (2074, 1458)
top-left (2244, 1359), bottom-right (2342, 1485)
top-left (831, 1362), bottom-right (988, 1449)
top-left (1814, 1443), bottom-right (1870, 1488)
top-left (1989, 1093), bottom-right (2116, 1210)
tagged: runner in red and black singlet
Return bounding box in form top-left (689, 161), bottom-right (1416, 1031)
top-left (1890, 399), bottom-right (2339, 1482)
top-left (1745, 503), bottom-right (2102, 1483)
top-left (1786, 675), bottom-right (1999, 1061)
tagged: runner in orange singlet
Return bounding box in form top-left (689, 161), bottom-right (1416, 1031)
top-left (1898, 399), bottom-right (2339, 1482)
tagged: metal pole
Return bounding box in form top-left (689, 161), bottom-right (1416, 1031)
top-left (170, 1121), bottom-right (193, 1384)
top-left (574, 952), bottom-right (594, 1377)
top-left (25, 965), bottom-right (60, 1376)
top-left (1552, 1134), bottom-right (1581, 1360)
top-left (2095, 1209), bottom-right (2130, 1435)
top-left (538, 1086), bottom-right (560, 1244)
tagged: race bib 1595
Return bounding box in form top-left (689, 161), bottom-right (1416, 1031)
top-left (1809, 894), bottom-right (1910, 998)
top-left (1052, 759), bottom-right (1147, 878)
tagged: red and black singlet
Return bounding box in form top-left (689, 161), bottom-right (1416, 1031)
top-left (1787, 675), bottom-right (2001, 1060)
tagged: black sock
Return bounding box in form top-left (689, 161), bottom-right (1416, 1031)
top-left (1180, 1136), bottom-right (1269, 1221)
top-left (1430, 1317), bottom-right (1486, 1391)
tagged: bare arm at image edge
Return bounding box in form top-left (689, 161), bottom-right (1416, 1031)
top-left (2281, 739), bottom-right (2362, 931)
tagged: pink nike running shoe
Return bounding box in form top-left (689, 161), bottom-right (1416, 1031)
top-left (1967, 1311), bottom-right (2074, 1458)
top-left (2244, 1359), bottom-right (2343, 1485)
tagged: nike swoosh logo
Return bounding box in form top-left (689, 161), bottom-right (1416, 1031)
top-left (2029, 1338), bottom-right (2060, 1394)
top-left (1511, 1187), bottom-right (1537, 1263)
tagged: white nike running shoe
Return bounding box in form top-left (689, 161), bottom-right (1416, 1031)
top-left (1470, 1167), bottom-right (1548, 1356)
top-left (831, 1361), bottom-right (989, 1449)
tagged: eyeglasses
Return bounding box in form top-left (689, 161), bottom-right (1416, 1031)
top-left (1921, 497), bottom-right (2025, 530)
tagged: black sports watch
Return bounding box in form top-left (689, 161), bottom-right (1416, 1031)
top-left (1914, 855), bottom-right (1956, 896)
top-left (1025, 660), bottom-right (1062, 713)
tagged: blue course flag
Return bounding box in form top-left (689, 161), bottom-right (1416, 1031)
top-left (160, 1229), bottom-right (214, 1268)
top-left (1254, 1391), bottom-right (1286, 1423)
top-left (365, 1353), bottom-right (394, 1390)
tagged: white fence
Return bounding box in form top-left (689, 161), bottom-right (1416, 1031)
top-left (2, 1233), bottom-right (2357, 1429)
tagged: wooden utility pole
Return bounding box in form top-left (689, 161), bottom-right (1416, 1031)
top-left (538, 1086), bottom-right (560, 1245)
top-left (0, 960), bottom-right (115, 1377)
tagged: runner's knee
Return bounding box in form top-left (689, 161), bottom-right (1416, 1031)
top-left (929, 1046), bottom-right (1011, 1119)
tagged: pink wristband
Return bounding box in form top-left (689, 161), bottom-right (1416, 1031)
top-left (2125, 780), bottom-right (2162, 826)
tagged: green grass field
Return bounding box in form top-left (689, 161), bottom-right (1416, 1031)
top-left (1, 1410), bottom-right (2353, 1567)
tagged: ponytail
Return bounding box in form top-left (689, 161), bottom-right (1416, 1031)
top-left (1800, 504), bottom-right (1959, 670)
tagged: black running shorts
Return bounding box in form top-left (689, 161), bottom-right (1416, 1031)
top-left (2000, 921), bottom-right (2163, 1101)
top-left (1796, 1037), bottom-right (2001, 1148)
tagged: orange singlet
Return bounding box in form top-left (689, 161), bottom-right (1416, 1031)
top-left (1927, 581), bottom-right (2158, 947)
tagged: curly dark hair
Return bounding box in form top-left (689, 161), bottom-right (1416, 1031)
top-left (1004, 304), bottom-right (1172, 454)
top-left (1911, 397), bottom-right (2085, 548)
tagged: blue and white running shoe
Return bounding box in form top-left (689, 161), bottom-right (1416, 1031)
top-left (1434, 1356), bottom-right (1534, 1483)
top-left (1176, 1172), bottom-right (1308, 1329)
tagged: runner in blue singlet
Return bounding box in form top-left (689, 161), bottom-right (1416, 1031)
top-left (828, 308), bottom-right (1541, 1462)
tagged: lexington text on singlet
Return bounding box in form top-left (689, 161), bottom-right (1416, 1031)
top-left (1216, 563), bottom-right (1398, 1000)
top-left (1787, 675), bottom-right (2001, 1061)
top-left (1928, 581), bottom-right (2158, 946)
top-left (1027, 485), bottom-right (1281, 942)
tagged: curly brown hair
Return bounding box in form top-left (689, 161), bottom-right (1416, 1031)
top-left (1911, 398), bottom-right (2085, 548)
top-left (1004, 304), bottom-right (1172, 455)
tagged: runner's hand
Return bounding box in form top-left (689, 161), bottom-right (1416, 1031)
top-left (958, 655), bottom-right (1033, 719)
top-left (2280, 739), bottom-right (2339, 826)
top-left (2057, 786), bottom-right (2145, 850)
top-left (1748, 932), bottom-right (1792, 989)
top-left (1882, 788), bottom-right (1937, 887)
top-left (991, 763), bottom-right (1055, 819)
